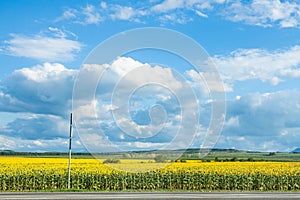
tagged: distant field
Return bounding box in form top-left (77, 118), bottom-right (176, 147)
top-left (199, 151), bottom-right (300, 162)
top-left (1, 149), bottom-right (300, 162)
top-left (1, 157), bottom-right (300, 191)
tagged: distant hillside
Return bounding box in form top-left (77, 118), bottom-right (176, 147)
top-left (292, 148), bottom-right (300, 153)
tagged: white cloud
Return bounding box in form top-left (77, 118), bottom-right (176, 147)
top-left (2, 33), bottom-right (82, 62)
top-left (96, 57), bottom-right (183, 91)
top-left (0, 92), bottom-right (26, 113)
top-left (0, 135), bottom-right (16, 150)
top-left (151, 0), bottom-right (185, 12)
top-left (270, 77), bottom-right (283, 86)
top-left (119, 141), bottom-right (165, 149)
top-left (0, 134), bottom-right (85, 152)
top-left (10, 62), bottom-right (76, 85)
top-left (102, 104), bottom-right (118, 112)
top-left (0, 64), bottom-right (85, 151)
top-left (48, 27), bottom-right (67, 38)
top-left (213, 46), bottom-right (300, 85)
top-left (195, 10), bottom-right (208, 18)
top-left (53, 1), bottom-right (300, 27)
top-left (224, 0), bottom-right (300, 28)
top-left (54, 8), bottom-right (77, 22)
top-left (185, 69), bottom-right (231, 94)
top-left (14, 62), bottom-right (75, 83)
top-left (54, 1), bottom-right (226, 25)
top-left (225, 116), bottom-right (239, 127)
top-left (73, 57), bottom-right (203, 152)
top-left (0, 57), bottom-right (204, 152)
top-left (220, 90), bottom-right (300, 151)
top-left (73, 99), bottom-right (98, 120)
top-left (151, 0), bottom-right (225, 13)
top-left (110, 57), bottom-right (144, 76)
top-left (2, 55), bottom-right (299, 152)
top-left (0, 113), bottom-right (69, 140)
top-left (109, 56), bottom-right (201, 95)
top-left (81, 5), bottom-right (102, 24)
top-left (55, 4), bottom-right (102, 25)
top-left (150, 0), bottom-right (226, 23)
top-left (280, 68), bottom-right (300, 78)
top-left (77, 133), bottom-right (117, 152)
top-left (2, 63), bottom-right (76, 115)
top-left (158, 13), bottom-right (192, 24)
top-left (100, 1), bottom-right (107, 9)
top-left (110, 5), bottom-right (146, 21)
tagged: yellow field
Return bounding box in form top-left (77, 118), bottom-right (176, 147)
top-left (0, 157), bottom-right (300, 191)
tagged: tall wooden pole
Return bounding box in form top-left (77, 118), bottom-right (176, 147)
top-left (67, 113), bottom-right (72, 189)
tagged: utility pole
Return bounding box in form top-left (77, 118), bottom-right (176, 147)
top-left (67, 113), bottom-right (72, 189)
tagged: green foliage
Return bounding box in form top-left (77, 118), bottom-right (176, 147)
top-left (154, 155), bottom-right (167, 163)
top-left (247, 157), bottom-right (254, 161)
top-left (103, 159), bottom-right (120, 164)
top-left (231, 157), bottom-right (238, 162)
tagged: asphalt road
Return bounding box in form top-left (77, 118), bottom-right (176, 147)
top-left (1, 192), bottom-right (300, 200)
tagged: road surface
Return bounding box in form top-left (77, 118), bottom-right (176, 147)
top-left (1, 192), bottom-right (300, 199)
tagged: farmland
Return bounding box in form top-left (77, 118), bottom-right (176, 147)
top-left (1, 157), bottom-right (300, 191)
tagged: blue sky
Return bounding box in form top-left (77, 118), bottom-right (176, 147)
top-left (0, 0), bottom-right (300, 152)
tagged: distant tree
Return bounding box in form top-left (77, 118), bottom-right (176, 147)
top-left (154, 155), bottom-right (167, 163)
top-left (231, 157), bottom-right (238, 162)
top-left (103, 159), bottom-right (120, 164)
top-left (122, 153), bottom-right (131, 159)
top-left (214, 157), bottom-right (220, 162)
top-left (247, 157), bottom-right (254, 162)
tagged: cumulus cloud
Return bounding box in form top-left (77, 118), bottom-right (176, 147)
top-left (0, 63), bottom-right (85, 151)
top-left (1, 114), bottom-right (68, 140)
top-left (73, 57), bottom-right (205, 152)
top-left (280, 68), bottom-right (300, 78)
top-left (2, 63), bottom-right (76, 116)
top-left (213, 46), bottom-right (300, 85)
top-left (219, 90), bottom-right (300, 151)
top-left (0, 57), bottom-right (212, 152)
top-left (1, 33), bottom-right (82, 62)
top-left (185, 69), bottom-right (232, 93)
top-left (3, 55), bottom-right (299, 152)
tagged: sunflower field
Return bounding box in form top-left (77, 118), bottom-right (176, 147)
top-left (0, 157), bottom-right (300, 191)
